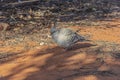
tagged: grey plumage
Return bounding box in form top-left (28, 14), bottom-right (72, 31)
top-left (50, 22), bottom-right (90, 50)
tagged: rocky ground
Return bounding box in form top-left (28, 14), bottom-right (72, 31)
top-left (0, 0), bottom-right (120, 80)
top-left (0, 18), bottom-right (120, 80)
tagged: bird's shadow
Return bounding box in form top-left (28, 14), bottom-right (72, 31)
top-left (67, 42), bottom-right (96, 51)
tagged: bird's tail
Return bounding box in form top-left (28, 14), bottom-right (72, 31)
top-left (78, 34), bottom-right (91, 42)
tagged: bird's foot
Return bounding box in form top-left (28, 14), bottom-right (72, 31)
top-left (64, 47), bottom-right (73, 51)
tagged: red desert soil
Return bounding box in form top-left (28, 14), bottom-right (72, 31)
top-left (0, 19), bottom-right (120, 80)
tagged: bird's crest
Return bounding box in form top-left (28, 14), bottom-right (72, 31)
top-left (50, 20), bottom-right (57, 34)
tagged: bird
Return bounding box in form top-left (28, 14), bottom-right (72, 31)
top-left (50, 21), bottom-right (90, 50)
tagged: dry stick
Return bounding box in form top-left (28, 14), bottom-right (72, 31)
top-left (0, 0), bottom-right (39, 8)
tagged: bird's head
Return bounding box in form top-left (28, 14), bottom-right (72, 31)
top-left (50, 27), bottom-right (57, 35)
top-left (50, 20), bottom-right (57, 35)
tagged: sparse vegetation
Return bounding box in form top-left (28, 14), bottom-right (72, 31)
top-left (0, 0), bottom-right (120, 80)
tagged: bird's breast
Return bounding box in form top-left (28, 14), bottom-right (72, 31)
top-left (58, 33), bottom-right (68, 41)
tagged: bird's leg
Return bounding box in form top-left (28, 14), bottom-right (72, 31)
top-left (64, 46), bottom-right (73, 51)
top-left (63, 47), bottom-right (69, 51)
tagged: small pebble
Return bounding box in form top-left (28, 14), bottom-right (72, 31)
top-left (40, 42), bottom-right (45, 46)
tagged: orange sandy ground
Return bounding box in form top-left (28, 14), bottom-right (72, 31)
top-left (0, 19), bottom-right (120, 80)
